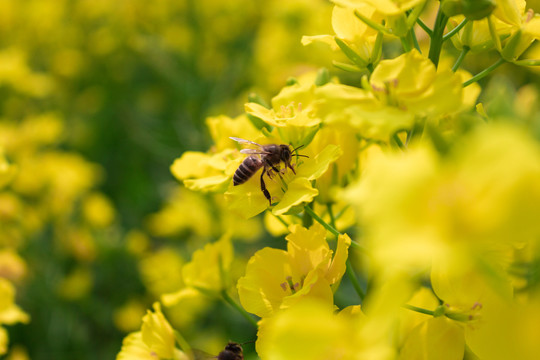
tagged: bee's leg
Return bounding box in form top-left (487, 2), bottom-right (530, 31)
top-left (286, 160), bottom-right (296, 175)
top-left (266, 160), bottom-right (283, 180)
top-left (260, 168), bottom-right (272, 206)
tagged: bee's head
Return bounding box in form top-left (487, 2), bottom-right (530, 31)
top-left (280, 144), bottom-right (292, 161)
top-left (217, 342), bottom-right (243, 360)
top-left (224, 342), bottom-right (243, 354)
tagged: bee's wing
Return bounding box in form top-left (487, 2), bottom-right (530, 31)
top-left (229, 137), bottom-right (264, 149)
top-left (240, 149), bottom-right (270, 155)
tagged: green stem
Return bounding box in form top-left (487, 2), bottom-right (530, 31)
top-left (304, 205), bottom-right (366, 252)
top-left (443, 18), bottom-right (468, 42)
top-left (273, 214), bottom-right (290, 229)
top-left (400, 35), bottom-right (413, 52)
top-left (427, 7), bottom-right (449, 67)
top-left (416, 18), bottom-right (432, 36)
top-left (392, 133), bottom-right (407, 151)
top-left (174, 330), bottom-right (193, 356)
top-left (463, 58), bottom-right (505, 87)
top-left (346, 258), bottom-right (365, 300)
top-left (221, 290), bottom-right (259, 327)
top-left (410, 28), bottom-right (421, 52)
top-left (304, 205), bottom-right (339, 237)
top-left (403, 304), bottom-right (435, 316)
top-left (452, 46), bottom-right (470, 72)
top-left (326, 203), bottom-right (336, 228)
top-left (406, 1), bottom-right (427, 29)
top-left (354, 10), bottom-right (391, 35)
top-left (302, 202), bottom-right (314, 228)
top-left (403, 304), bottom-right (472, 322)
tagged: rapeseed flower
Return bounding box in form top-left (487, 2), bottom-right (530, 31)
top-left (0, 278), bottom-right (29, 356)
top-left (399, 316), bottom-right (465, 360)
top-left (302, 5), bottom-right (381, 69)
top-left (333, 0), bottom-right (425, 16)
top-left (163, 235), bottom-right (234, 304)
top-left (117, 303), bottom-right (190, 360)
top-left (237, 223), bottom-right (350, 318)
top-left (348, 122), bottom-right (540, 275)
top-left (369, 49), bottom-right (473, 118)
top-left (140, 303), bottom-right (178, 359)
top-left (256, 300), bottom-right (365, 360)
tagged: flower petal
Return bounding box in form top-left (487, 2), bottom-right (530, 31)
top-left (296, 144), bottom-right (343, 181)
top-left (272, 178), bottom-right (319, 216)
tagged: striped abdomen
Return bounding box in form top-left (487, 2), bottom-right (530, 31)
top-left (233, 156), bottom-right (262, 185)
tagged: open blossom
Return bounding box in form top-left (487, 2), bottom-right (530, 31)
top-left (237, 223), bottom-right (351, 318)
top-left (332, 0), bottom-right (425, 16)
top-left (117, 303), bottom-right (190, 360)
top-left (302, 5), bottom-right (382, 67)
top-left (256, 300), bottom-right (367, 360)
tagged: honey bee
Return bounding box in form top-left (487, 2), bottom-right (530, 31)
top-left (230, 137), bottom-right (308, 205)
top-left (193, 341), bottom-right (244, 360)
top-left (216, 342), bottom-right (243, 360)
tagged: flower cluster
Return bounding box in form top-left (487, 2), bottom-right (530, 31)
top-left (116, 0), bottom-right (540, 359)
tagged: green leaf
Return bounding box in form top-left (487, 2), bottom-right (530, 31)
top-left (332, 60), bottom-right (363, 73)
top-left (334, 37), bottom-right (367, 68)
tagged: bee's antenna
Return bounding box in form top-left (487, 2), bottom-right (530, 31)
top-left (292, 144), bottom-right (304, 153)
top-left (291, 144), bottom-right (309, 158)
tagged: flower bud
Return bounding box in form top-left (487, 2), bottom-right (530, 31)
top-left (442, 0), bottom-right (496, 20)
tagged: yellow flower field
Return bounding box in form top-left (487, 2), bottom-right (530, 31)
top-left (1, 0), bottom-right (540, 359)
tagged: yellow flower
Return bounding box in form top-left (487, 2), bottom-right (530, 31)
top-left (245, 99), bottom-right (320, 149)
top-left (0, 278), bottom-right (29, 325)
top-left (346, 123), bottom-right (540, 277)
top-left (113, 299), bottom-right (146, 333)
top-left (182, 235), bottom-right (233, 295)
top-left (399, 316), bottom-right (465, 360)
top-left (163, 235), bottom-right (234, 304)
top-left (117, 331), bottom-right (190, 360)
top-left (492, 0), bottom-right (526, 27)
top-left (396, 287), bottom-right (441, 346)
top-left (116, 332), bottom-right (158, 360)
top-left (256, 300), bottom-right (362, 360)
top-left (144, 187), bottom-right (213, 238)
top-left (237, 223), bottom-right (351, 318)
top-left (56, 266), bottom-right (93, 301)
top-left (170, 149), bottom-right (238, 193)
top-left (0, 249), bottom-right (27, 282)
top-left (0, 278), bottom-right (29, 356)
top-left (206, 114), bottom-right (260, 152)
top-left (81, 192), bottom-right (115, 228)
top-left (333, 0), bottom-right (425, 16)
top-left (370, 50), bottom-right (471, 118)
top-left (464, 292), bottom-right (540, 360)
top-left (477, 0), bottom-right (540, 60)
top-left (140, 303), bottom-right (178, 360)
top-left (302, 5), bottom-right (381, 66)
top-left (139, 247), bottom-right (185, 297)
